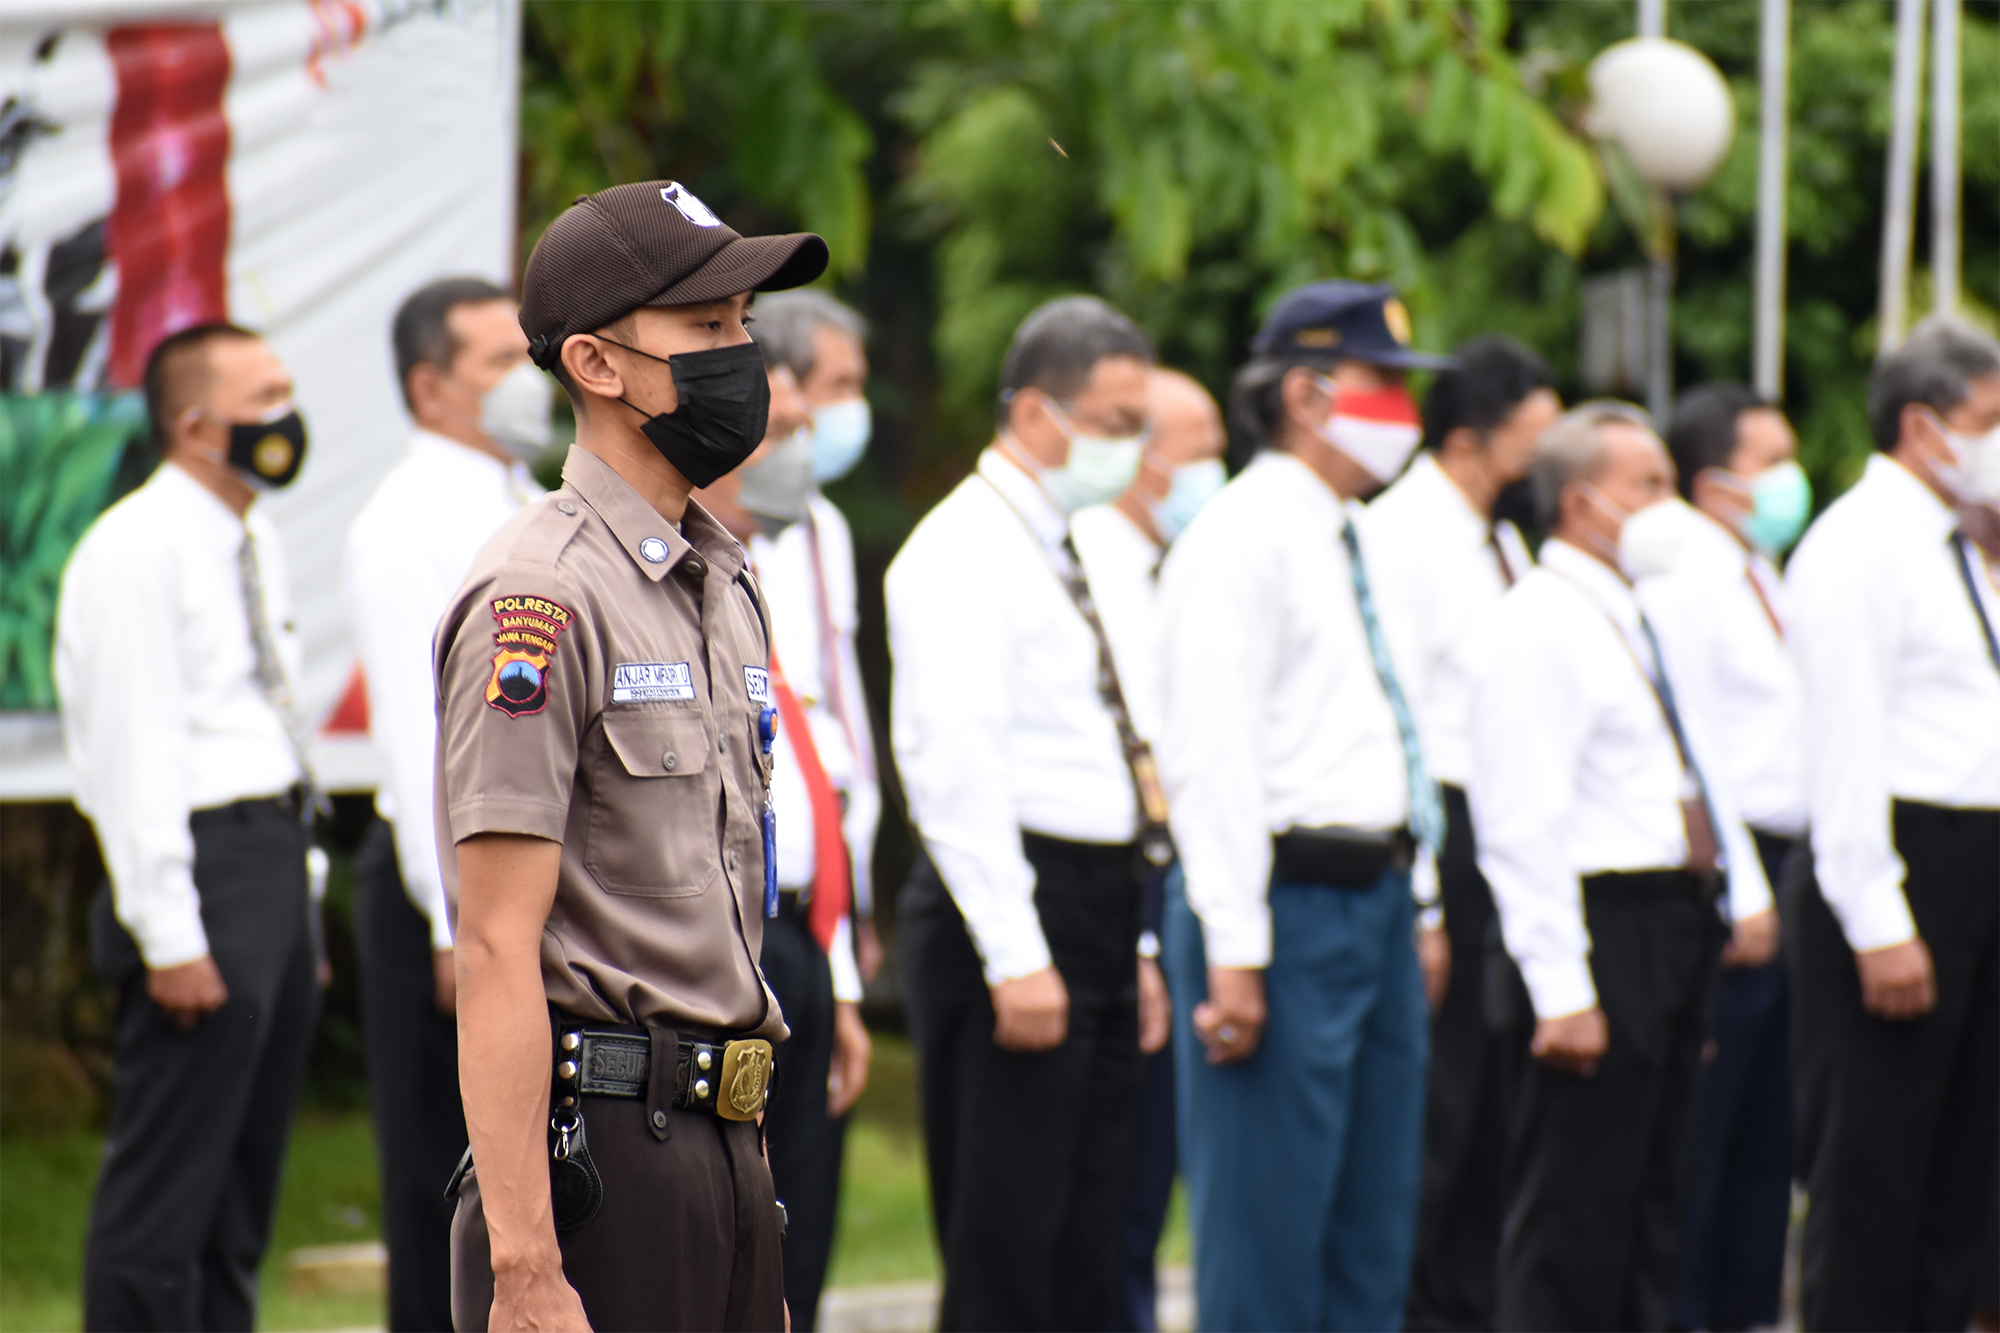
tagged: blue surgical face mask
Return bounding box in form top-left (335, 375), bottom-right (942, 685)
top-left (1737, 460), bottom-right (1811, 555)
top-left (1034, 401), bottom-right (1147, 514)
top-left (1146, 458), bottom-right (1226, 542)
top-left (809, 397), bottom-right (871, 483)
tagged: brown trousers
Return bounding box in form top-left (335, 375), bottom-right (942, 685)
top-left (451, 1097), bottom-right (785, 1332)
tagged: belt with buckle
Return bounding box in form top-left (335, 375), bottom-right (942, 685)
top-left (1272, 825), bottom-right (1416, 888)
top-left (553, 1026), bottom-right (773, 1122)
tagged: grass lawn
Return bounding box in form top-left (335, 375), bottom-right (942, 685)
top-left (0, 1035), bottom-right (1185, 1330)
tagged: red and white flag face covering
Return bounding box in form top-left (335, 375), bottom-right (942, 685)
top-left (1317, 381), bottom-right (1422, 484)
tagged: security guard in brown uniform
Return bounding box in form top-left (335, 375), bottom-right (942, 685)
top-left (434, 180), bottom-right (826, 1332)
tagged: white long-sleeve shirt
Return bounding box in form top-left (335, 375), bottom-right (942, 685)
top-left (1069, 503), bottom-right (1165, 740)
top-left (1360, 452), bottom-right (1532, 789)
top-left (751, 492), bottom-right (876, 1004)
top-left (1786, 454), bottom-right (2000, 951)
top-left (343, 430), bottom-right (539, 949)
top-left (1633, 505), bottom-right (1807, 838)
top-left (1156, 450), bottom-right (1411, 970)
top-left (1469, 538), bottom-right (1773, 1020)
top-left (55, 462), bottom-right (304, 968)
top-left (886, 449), bottom-right (1138, 985)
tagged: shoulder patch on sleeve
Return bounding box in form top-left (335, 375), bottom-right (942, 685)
top-left (485, 594), bottom-right (576, 717)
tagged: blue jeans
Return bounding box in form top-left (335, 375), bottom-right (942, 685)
top-left (1165, 865), bottom-right (1429, 1332)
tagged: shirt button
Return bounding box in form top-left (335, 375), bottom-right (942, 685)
top-left (729, 851), bottom-right (740, 872)
top-left (662, 750), bottom-right (678, 771)
top-left (651, 1110), bottom-right (667, 1129)
top-left (719, 735), bottom-right (728, 753)
top-left (683, 557), bottom-right (706, 579)
top-left (556, 500), bottom-right (576, 515)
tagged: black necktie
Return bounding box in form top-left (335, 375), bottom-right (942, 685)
top-left (1951, 531), bottom-right (2000, 672)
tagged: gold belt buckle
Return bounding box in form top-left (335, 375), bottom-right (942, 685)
top-left (715, 1039), bottom-right (773, 1121)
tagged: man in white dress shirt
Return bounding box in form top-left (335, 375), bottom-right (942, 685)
top-left (1070, 367), bottom-right (1224, 1332)
top-left (59, 324), bottom-right (321, 1331)
top-left (1785, 318), bottom-right (2000, 1331)
top-left (342, 277), bottom-right (547, 1332)
top-left (1157, 282), bottom-right (1452, 1332)
top-left (692, 325), bottom-right (875, 1331)
top-left (1469, 402), bottom-right (1774, 1332)
top-left (1363, 335), bottom-right (1556, 1333)
top-left (887, 296), bottom-right (1159, 1331)
top-left (748, 290), bottom-right (885, 983)
top-left (1625, 385), bottom-right (1809, 1333)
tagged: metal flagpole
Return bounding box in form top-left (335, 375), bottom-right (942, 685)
top-left (1932, 0), bottom-right (1961, 321)
top-left (1754, 0), bottom-right (1791, 399)
top-left (1638, 0), bottom-right (1665, 40)
top-left (1638, 0), bottom-right (1670, 421)
top-left (1879, 0), bottom-right (1926, 355)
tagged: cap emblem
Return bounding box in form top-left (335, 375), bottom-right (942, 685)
top-left (660, 182), bottom-right (722, 228)
top-left (1383, 298), bottom-right (1414, 346)
top-left (1295, 327), bottom-right (1340, 349)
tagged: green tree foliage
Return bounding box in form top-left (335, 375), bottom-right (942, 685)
top-left (0, 394), bottom-right (146, 710)
top-left (519, 0), bottom-right (1994, 530)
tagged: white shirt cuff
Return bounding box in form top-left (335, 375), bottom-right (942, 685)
top-left (1197, 905), bottom-right (1272, 970)
top-left (976, 927), bottom-right (1053, 987)
top-left (129, 883), bottom-right (210, 969)
top-left (1520, 953), bottom-right (1599, 1021)
top-left (828, 915), bottom-right (864, 1003)
top-left (1411, 849), bottom-right (1441, 908)
top-left (1828, 876), bottom-right (1919, 952)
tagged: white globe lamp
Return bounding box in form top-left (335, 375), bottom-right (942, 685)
top-left (1588, 37), bottom-right (1737, 194)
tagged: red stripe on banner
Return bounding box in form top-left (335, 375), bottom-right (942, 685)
top-left (104, 23), bottom-right (232, 389)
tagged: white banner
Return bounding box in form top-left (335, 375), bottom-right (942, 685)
top-left (1, 0), bottom-right (519, 798)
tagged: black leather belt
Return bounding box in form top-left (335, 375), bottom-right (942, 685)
top-left (553, 1026), bottom-right (773, 1122)
top-left (1272, 825), bottom-right (1416, 889)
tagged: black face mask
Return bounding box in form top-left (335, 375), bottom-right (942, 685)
top-left (227, 409), bottom-right (309, 489)
top-left (605, 339), bottom-right (770, 489)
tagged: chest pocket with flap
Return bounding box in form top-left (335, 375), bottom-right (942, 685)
top-left (588, 710), bottom-right (716, 897)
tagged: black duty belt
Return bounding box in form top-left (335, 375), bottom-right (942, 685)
top-left (1272, 825), bottom-right (1416, 889)
top-left (553, 1026), bottom-right (773, 1123)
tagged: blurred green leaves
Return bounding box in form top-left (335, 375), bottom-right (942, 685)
top-left (893, 0), bottom-right (1606, 432)
top-left (520, 2), bottom-right (875, 274)
top-left (0, 394), bottom-right (146, 709)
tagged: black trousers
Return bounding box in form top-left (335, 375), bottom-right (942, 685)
top-left (82, 799), bottom-right (320, 1332)
top-left (451, 1101), bottom-right (785, 1332)
top-left (1407, 784), bottom-right (1527, 1332)
top-left (1109, 866), bottom-right (1175, 1333)
top-left (1672, 831), bottom-right (1797, 1333)
top-left (1791, 800), bottom-right (1999, 1331)
top-left (355, 819), bottom-right (467, 1333)
top-left (899, 834), bottom-right (1143, 1332)
top-left (759, 898), bottom-right (846, 1332)
top-left (1495, 871), bottom-right (1723, 1333)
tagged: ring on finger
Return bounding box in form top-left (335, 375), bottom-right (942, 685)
top-left (1217, 1024), bottom-right (1238, 1043)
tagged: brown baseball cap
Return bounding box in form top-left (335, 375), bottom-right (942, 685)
top-left (520, 180), bottom-right (828, 369)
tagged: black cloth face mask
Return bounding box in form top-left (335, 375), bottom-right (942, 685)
top-left (226, 408), bottom-right (309, 489)
top-left (603, 338), bottom-right (771, 489)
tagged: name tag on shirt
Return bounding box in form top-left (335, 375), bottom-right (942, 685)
top-left (612, 661), bottom-right (694, 703)
top-left (743, 666), bottom-right (771, 705)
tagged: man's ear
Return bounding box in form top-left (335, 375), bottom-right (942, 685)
top-left (406, 363), bottom-right (444, 422)
top-left (1278, 366), bottom-right (1328, 434)
top-left (1437, 424), bottom-right (1483, 466)
top-left (1896, 401), bottom-right (1944, 459)
top-left (561, 334), bottom-right (627, 409)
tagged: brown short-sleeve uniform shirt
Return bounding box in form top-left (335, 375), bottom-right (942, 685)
top-left (433, 445), bottom-right (784, 1040)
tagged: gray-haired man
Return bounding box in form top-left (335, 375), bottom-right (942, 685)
top-left (1785, 318), bottom-right (2000, 1330)
top-left (1468, 403), bottom-right (1772, 1330)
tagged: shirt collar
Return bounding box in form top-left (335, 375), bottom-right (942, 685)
top-left (154, 460), bottom-right (249, 534)
top-left (561, 444), bottom-right (745, 585)
top-left (977, 446), bottom-right (1069, 549)
top-left (1678, 505), bottom-right (1752, 574)
top-left (1866, 452), bottom-right (1958, 544)
top-left (409, 428), bottom-right (517, 482)
top-left (1542, 536), bottom-right (1641, 628)
top-left (1255, 448), bottom-right (1355, 523)
top-left (1403, 452), bottom-right (1492, 544)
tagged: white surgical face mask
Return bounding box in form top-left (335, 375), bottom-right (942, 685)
top-left (737, 428), bottom-right (816, 534)
top-left (480, 361), bottom-right (554, 461)
top-left (1034, 400), bottom-right (1147, 514)
top-left (809, 397), bottom-right (872, 483)
top-left (1932, 412), bottom-right (2000, 504)
top-left (1146, 458), bottom-right (1227, 542)
top-left (1616, 495), bottom-right (1703, 580)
